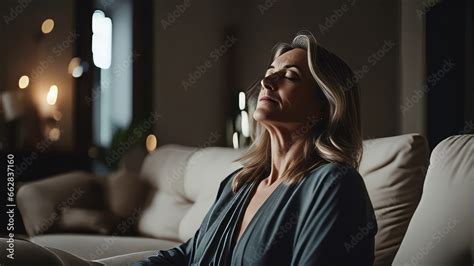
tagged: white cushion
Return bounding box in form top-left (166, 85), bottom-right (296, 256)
top-left (393, 135), bottom-right (473, 266)
top-left (138, 145), bottom-right (196, 240)
top-left (360, 134), bottom-right (429, 265)
top-left (138, 144), bottom-right (243, 241)
top-left (180, 147), bottom-right (243, 241)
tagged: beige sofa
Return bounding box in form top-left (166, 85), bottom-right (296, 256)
top-left (15, 134), bottom-right (473, 265)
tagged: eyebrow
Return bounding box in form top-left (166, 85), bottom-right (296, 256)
top-left (267, 64), bottom-right (302, 73)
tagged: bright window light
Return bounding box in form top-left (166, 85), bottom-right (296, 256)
top-left (92, 10), bottom-right (112, 69)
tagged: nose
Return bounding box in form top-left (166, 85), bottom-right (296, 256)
top-left (261, 72), bottom-right (280, 91)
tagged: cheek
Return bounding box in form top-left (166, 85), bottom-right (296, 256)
top-left (283, 87), bottom-right (319, 114)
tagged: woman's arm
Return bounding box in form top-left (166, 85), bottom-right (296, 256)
top-left (291, 164), bottom-right (377, 266)
top-left (132, 231), bottom-right (197, 265)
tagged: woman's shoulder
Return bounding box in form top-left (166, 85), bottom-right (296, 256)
top-left (302, 162), bottom-right (364, 193)
top-left (221, 166), bottom-right (243, 186)
top-left (215, 166), bottom-right (244, 196)
top-left (299, 162), bottom-right (374, 221)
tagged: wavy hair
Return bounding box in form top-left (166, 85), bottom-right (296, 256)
top-left (231, 31), bottom-right (362, 193)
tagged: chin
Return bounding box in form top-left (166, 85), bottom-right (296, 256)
top-left (254, 109), bottom-right (283, 124)
top-left (253, 109), bottom-right (271, 122)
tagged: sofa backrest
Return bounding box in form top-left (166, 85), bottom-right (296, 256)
top-left (393, 135), bottom-right (473, 266)
top-left (137, 134), bottom-right (429, 265)
top-left (137, 144), bottom-right (243, 241)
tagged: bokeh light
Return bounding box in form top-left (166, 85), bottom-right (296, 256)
top-left (41, 19), bottom-right (55, 34)
top-left (18, 75), bottom-right (29, 89)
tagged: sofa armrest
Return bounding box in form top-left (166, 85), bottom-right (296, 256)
top-left (17, 171), bottom-right (107, 236)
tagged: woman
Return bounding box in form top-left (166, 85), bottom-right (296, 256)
top-left (133, 31), bottom-right (377, 266)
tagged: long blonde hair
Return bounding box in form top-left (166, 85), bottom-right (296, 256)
top-left (231, 32), bottom-right (362, 193)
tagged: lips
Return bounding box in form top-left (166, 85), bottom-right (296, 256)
top-left (259, 96), bottom-right (279, 104)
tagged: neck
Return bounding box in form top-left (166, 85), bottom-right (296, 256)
top-left (262, 122), bottom-right (307, 186)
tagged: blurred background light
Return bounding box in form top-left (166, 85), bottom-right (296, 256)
top-left (92, 10), bottom-right (112, 69)
top-left (241, 110), bottom-right (249, 137)
top-left (68, 57), bottom-right (84, 78)
top-left (232, 132), bottom-right (239, 149)
top-left (48, 127), bottom-right (61, 141)
top-left (146, 134), bottom-right (157, 153)
top-left (239, 91), bottom-right (246, 110)
top-left (18, 75), bottom-right (29, 89)
top-left (46, 85), bottom-right (58, 105)
top-left (41, 18), bottom-right (55, 34)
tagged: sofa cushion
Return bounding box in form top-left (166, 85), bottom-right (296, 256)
top-left (180, 147), bottom-right (243, 241)
top-left (0, 238), bottom-right (99, 266)
top-left (393, 135), bottom-right (473, 266)
top-left (17, 171), bottom-right (107, 236)
top-left (137, 144), bottom-right (243, 242)
top-left (96, 250), bottom-right (157, 265)
top-left (106, 169), bottom-right (148, 221)
top-left (57, 208), bottom-right (121, 235)
top-left (0, 238), bottom-right (64, 266)
top-left (137, 144), bottom-right (196, 240)
top-left (30, 234), bottom-right (181, 260)
top-left (359, 133), bottom-right (429, 265)
top-left (137, 134), bottom-right (428, 265)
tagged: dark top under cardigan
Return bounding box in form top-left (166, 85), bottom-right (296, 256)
top-left (132, 163), bottom-right (377, 266)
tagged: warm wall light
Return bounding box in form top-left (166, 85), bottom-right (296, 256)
top-left (46, 85), bottom-right (58, 105)
top-left (41, 19), bottom-right (55, 34)
top-left (18, 75), bottom-right (29, 89)
top-left (146, 134), bottom-right (157, 153)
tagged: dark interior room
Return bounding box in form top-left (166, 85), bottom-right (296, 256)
top-left (0, 0), bottom-right (472, 265)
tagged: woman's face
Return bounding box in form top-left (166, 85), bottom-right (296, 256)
top-left (253, 48), bottom-right (322, 126)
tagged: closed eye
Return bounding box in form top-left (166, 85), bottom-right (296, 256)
top-left (284, 73), bottom-right (299, 80)
top-left (264, 70), bottom-right (299, 81)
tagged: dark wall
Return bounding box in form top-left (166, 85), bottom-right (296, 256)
top-left (152, 0), bottom-right (401, 146)
top-left (152, 0), bottom-right (231, 147)
top-left (233, 0), bottom-right (400, 139)
top-left (426, 0), bottom-right (474, 148)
